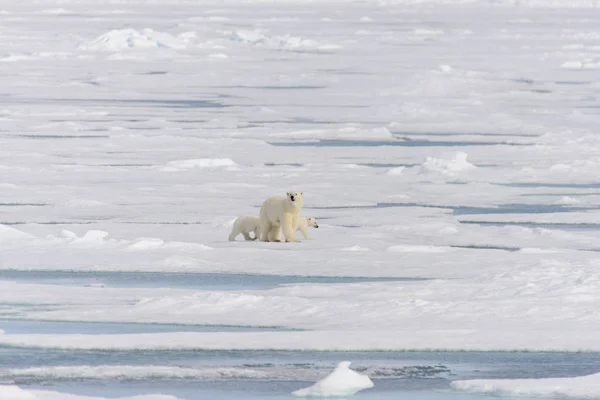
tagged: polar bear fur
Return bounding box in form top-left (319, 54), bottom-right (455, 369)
top-left (259, 191), bottom-right (304, 242)
top-left (228, 215), bottom-right (261, 241)
top-left (229, 215), bottom-right (318, 242)
top-left (272, 216), bottom-right (319, 241)
top-left (295, 216), bottom-right (319, 239)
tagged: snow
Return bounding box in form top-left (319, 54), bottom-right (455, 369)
top-left (78, 29), bottom-right (189, 52)
top-left (231, 30), bottom-right (340, 52)
top-left (0, 386), bottom-right (37, 400)
top-left (451, 373), bottom-right (600, 399)
top-left (162, 158), bottom-right (237, 172)
top-left (1, 0), bottom-right (600, 396)
top-left (292, 361), bottom-right (374, 397)
top-left (0, 386), bottom-right (179, 400)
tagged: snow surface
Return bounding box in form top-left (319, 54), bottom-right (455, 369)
top-left (451, 373), bottom-right (600, 399)
top-left (0, 386), bottom-right (178, 400)
top-left (292, 361), bottom-right (374, 397)
top-left (1, 0), bottom-right (600, 397)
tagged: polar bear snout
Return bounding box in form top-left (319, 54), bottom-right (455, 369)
top-left (286, 191), bottom-right (304, 208)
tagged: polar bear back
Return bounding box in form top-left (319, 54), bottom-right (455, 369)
top-left (261, 195), bottom-right (301, 224)
top-left (234, 215), bottom-right (260, 230)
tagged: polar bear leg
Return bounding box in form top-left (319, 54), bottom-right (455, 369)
top-left (299, 225), bottom-right (310, 239)
top-left (228, 224), bottom-right (240, 241)
top-left (268, 225), bottom-right (281, 242)
top-left (281, 213), bottom-right (299, 242)
top-left (242, 232), bottom-right (254, 241)
top-left (259, 219), bottom-right (271, 242)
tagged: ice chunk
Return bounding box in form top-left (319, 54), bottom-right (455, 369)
top-left (78, 28), bottom-right (188, 51)
top-left (292, 361), bottom-right (373, 397)
top-left (451, 372), bottom-right (600, 399)
top-left (419, 152), bottom-right (476, 176)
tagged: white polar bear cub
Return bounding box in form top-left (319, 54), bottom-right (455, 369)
top-left (228, 216), bottom-right (261, 241)
top-left (295, 217), bottom-right (319, 239)
top-left (259, 191), bottom-right (304, 242)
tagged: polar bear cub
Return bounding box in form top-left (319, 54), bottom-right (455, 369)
top-left (228, 216), bottom-right (261, 241)
top-left (296, 217), bottom-right (319, 239)
top-left (259, 191), bottom-right (304, 242)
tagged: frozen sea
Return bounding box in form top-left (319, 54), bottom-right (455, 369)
top-left (1, 0), bottom-right (600, 399)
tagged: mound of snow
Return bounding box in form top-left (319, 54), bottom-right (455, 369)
top-left (78, 29), bottom-right (189, 51)
top-left (231, 30), bottom-right (340, 52)
top-left (0, 225), bottom-right (34, 241)
top-left (163, 158), bottom-right (237, 171)
top-left (54, 230), bottom-right (115, 246)
top-left (292, 361), bottom-right (373, 397)
top-left (451, 372), bottom-right (600, 399)
top-left (387, 166), bottom-right (405, 175)
top-left (561, 59), bottom-right (600, 70)
top-left (60, 229), bottom-right (78, 239)
top-left (419, 152), bottom-right (476, 176)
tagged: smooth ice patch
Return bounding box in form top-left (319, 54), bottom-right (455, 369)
top-left (78, 29), bottom-right (189, 51)
top-left (387, 244), bottom-right (454, 253)
top-left (340, 246), bottom-right (370, 252)
top-left (0, 385), bottom-right (180, 400)
top-left (162, 158), bottom-right (237, 171)
top-left (451, 372), bottom-right (600, 399)
top-left (0, 386), bottom-right (36, 400)
top-left (292, 361), bottom-right (374, 397)
top-left (126, 238), bottom-right (165, 251)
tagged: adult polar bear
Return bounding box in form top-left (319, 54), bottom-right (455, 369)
top-left (259, 191), bottom-right (304, 242)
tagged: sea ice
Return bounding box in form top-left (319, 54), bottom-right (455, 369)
top-left (291, 361), bottom-right (373, 397)
top-left (78, 29), bottom-right (189, 52)
top-left (0, 385), bottom-right (180, 400)
top-left (419, 152), bottom-right (476, 177)
top-left (451, 372), bottom-right (600, 399)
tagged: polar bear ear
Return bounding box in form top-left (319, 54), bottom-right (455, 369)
top-left (300, 192), bottom-right (303, 195)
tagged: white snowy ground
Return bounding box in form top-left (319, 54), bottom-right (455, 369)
top-left (452, 372), bottom-right (600, 399)
top-left (0, 385), bottom-right (179, 400)
top-left (1, 0), bottom-right (600, 398)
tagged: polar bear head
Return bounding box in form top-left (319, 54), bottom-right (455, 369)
top-left (286, 191), bottom-right (304, 209)
top-left (306, 217), bottom-right (319, 228)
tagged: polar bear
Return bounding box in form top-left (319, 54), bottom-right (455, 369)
top-left (294, 216), bottom-right (319, 239)
top-left (229, 215), bottom-right (318, 242)
top-left (259, 191), bottom-right (304, 242)
top-left (228, 216), bottom-right (261, 241)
